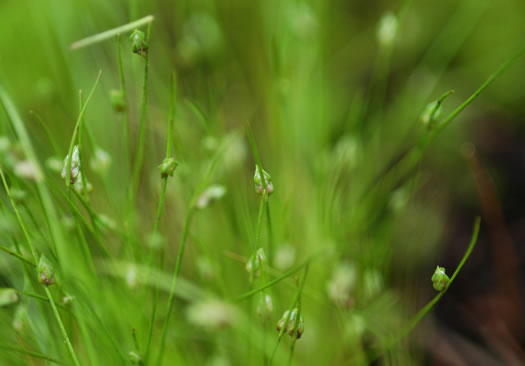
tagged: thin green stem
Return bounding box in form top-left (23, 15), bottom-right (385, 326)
top-left (235, 255), bottom-right (317, 302)
top-left (129, 22), bottom-right (152, 206)
top-left (44, 286), bottom-right (81, 366)
top-left (0, 242), bottom-right (36, 266)
top-left (265, 202), bottom-right (274, 265)
top-left (117, 33), bottom-right (130, 199)
top-left (368, 217), bottom-right (481, 363)
top-left (78, 90), bottom-right (89, 201)
top-left (270, 264), bottom-right (309, 366)
top-left (0, 344), bottom-right (64, 365)
top-left (70, 15), bottom-right (154, 49)
top-left (65, 71), bottom-right (102, 190)
top-left (155, 206), bottom-right (195, 366)
top-left (144, 72), bottom-right (176, 364)
top-left (0, 168), bottom-right (81, 366)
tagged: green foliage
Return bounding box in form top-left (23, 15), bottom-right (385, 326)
top-left (0, 1), bottom-right (521, 365)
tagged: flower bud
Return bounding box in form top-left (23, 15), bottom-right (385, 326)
top-left (130, 29), bottom-right (149, 57)
top-left (37, 255), bottom-right (55, 286)
top-left (61, 145), bottom-right (80, 184)
top-left (245, 248), bottom-right (267, 280)
top-left (432, 266), bottom-right (449, 292)
top-left (276, 308), bottom-right (304, 339)
top-left (420, 101), bottom-right (442, 128)
top-left (110, 89), bottom-right (126, 112)
top-left (253, 165), bottom-right (274, 196)
top-left (159, 157), bottom-right (178, 178)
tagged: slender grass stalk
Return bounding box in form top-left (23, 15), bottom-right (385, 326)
top-left (154, 129), bottom-right (237, 365)
top-left (78, 90), bottom-right (90, 201)
top-left (265, 203), bottom-right (274, 265)
top-left (70, 15), bottom-right (154, 50)
top-left (247, 128), bottom-right (274, 262)
top-left (0, 242), bottom-right (36, 266)
top-left (0, 344), bottom-right (64, 365)
top-left (144, 72), bottom-right (177, 365)
top-left (0, 168), bottom-right (81, 366)
top-left (366, 217), bottom-right (481, 364)
top-left (0, 87), bottom-right (69, 268)
top-left (117, 33), bottom-right (130, 202)
top-left (129, 22), bottom-right (152, 207)
top-left (362, 46), bottom-right (525, 206)
top-left (287, 298), bottom-right (302, 366)
top-left (235, 255), bottom-right (318, 302)
top-left (415, 46), bottom-right (525, 167)
top-left (155, 205), bottom-right (195, 366)
top-left (15, 290), bottom-right (68, 311)
top-left (270, 264), bottom-right (309, 366)
top-left (65, 71), bottom-right (101, 191)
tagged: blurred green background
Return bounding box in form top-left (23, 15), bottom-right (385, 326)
top-left (1, 0), bottom-right (525, 365)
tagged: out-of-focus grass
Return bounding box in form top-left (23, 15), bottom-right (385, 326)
top-left (0, 0), bottom-right (524, 365)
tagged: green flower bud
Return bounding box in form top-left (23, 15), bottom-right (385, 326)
top-left (253, 165), bottom-right (274, 196)
top-left (159, 157), bottom-right (178, 178)
top-left (61, 145), bottom-right (80, 184)
top-left (420, 101), bottom-right (442, 128)
top-left (37, 255), bottom-right (55, 286)
top-left (110, 89), bottom-right (126, 112)
top-left (432, 266), bottom-right (449, 292)
top-left (245, 248), bottom-right (267, 280)
top-left (276, 308), bottom-right (304, 339)
top-left (130, 29), bottom-right (148, 57)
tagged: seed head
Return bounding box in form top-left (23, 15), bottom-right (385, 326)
top-left (130, 29), bottom-right (149, 57)
top-left (61, 145), bottom-right (80, 184)
top-left (432, 266), bottom-right (449, 292)
top-left (37, 255), bottom-right (55, 286)
top-left (253, 165), bottom-right (274, 196)
top-left (159, 157), bottom-right (178, 178)
top-left (276, 308), bottom-right (304, 339)
top-left (246, 248), bottom-right (267, 280)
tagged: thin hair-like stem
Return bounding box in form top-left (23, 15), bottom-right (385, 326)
top-left (70, 15), bottom-right (154, 50)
